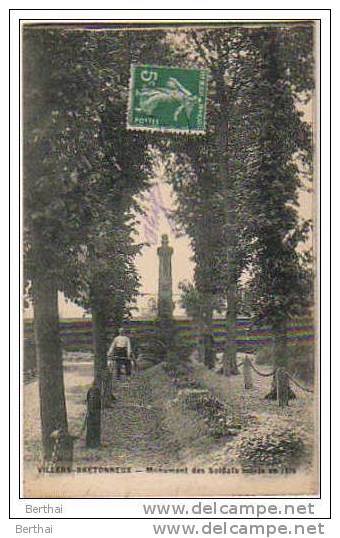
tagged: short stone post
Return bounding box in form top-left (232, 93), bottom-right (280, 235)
top-left (86, 383), bottom-right (101, 448)
top-left (49, 429), bottom-right (74, 466)
top-left (242, 356), bottom-right (253, 389)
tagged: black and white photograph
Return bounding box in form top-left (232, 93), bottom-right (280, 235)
top-left (21, 18), bottom-right (319, 498)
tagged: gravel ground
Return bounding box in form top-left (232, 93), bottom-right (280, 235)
top-left (24, 360), bottom-right (181, 469)
top-left (24, 359), bottom-right (225, 469)
top-left (24, 356), bottom-right (315, 468)
top-left (24, 356), bottom-right (314, 476)
top-left (187, 358), bottom-right (316, 471)
top-left (23, 354), bottom-right (317, 497)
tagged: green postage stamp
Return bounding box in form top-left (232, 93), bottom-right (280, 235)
top-left (127, 64), bottom-right (208, 134)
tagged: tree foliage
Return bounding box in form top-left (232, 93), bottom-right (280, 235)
top-left (24, 28), bottom-right (156, 323)
top-left (239, 27), bottom-right (314, 329)
top-left (179, 280), bottom-right (225, 321)
top-left (23, 26), bottom-right (166, 449)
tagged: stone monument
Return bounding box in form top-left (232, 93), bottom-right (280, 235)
top-left (157, 234), bottom-right (174, 319)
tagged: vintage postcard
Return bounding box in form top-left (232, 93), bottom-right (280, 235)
top-left (22, 20), bottom-right (319, 498)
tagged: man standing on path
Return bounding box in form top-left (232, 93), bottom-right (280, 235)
top-left (108, 328), bottom-right (132, 380)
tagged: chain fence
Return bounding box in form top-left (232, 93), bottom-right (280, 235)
top-left (237, 359), bottom-right (314, 393)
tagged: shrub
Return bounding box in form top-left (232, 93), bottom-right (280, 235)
top-left (163, 360), bottom-right (192, 378)
top-left (287, 342), bottom-right (314, 384)
top-left (159, 329), bottom-right (197, 385)
top-left (234, 421), bottom-right (305, 467)
top-left (177, 389), bottom-right (241, 439)
top-left (255, 342), bottom-right (314, 384)
top-left (255, 346), bottom-right (274, 366)
top-left (163, 361), bottom-right (202, 389)
top-left (167, 332), bottom-right (194, 363)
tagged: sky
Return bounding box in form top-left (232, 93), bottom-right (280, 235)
top-left (23, 181), bottom-right (194, 319)
top-left (24, 177), bottom-right (313, 320)
top-left (134, 181), bottom-right (194, 317)
top-left (23, 101), bottom-right (314, 320)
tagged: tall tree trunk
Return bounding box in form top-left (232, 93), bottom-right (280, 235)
top-left (32, 275), bottom-right (70, 462)
top-left (92, 306), bottom-right (108, 386)
top-left (214, 65), bottom-right (239, 377)
top-left (265, 319), bottom-right (295, 403)
top-left (273, 319), bottom-right (288, 368)
top-left (200, 303), bottom-right (214, 368)
top-left (92, 304), bottom-right (116, 410)
top-left (223, 283), bottom-right (239, 375)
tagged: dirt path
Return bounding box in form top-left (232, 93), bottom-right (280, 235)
top-left (80, 371), bottom-right (180, 468)
top-left (25, 358), bottom-right (314, 470)
top-left (24, 360), bottom-right (184, 470)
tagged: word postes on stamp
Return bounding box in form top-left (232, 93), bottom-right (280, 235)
top-left (127, 64), bottom-right (208, 134)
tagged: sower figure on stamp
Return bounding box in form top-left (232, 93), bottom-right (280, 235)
top-left (108, 327), bottom-right (132, 380)
top-left (136, 77), bottom-right (198, 121)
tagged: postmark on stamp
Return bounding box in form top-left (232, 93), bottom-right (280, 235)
top-left (127, 64), bottom-right (208, 134)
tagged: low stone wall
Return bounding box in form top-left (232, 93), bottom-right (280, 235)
top-left (23, 317), bottom-right (314, 372)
